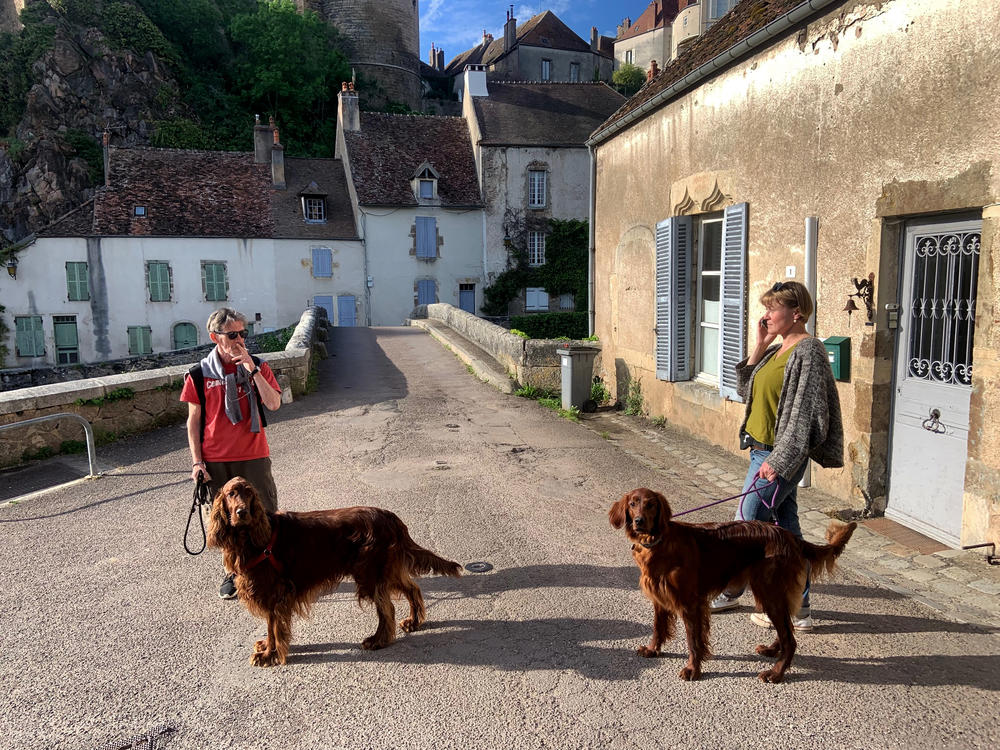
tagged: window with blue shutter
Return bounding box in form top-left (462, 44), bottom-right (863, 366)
top-left (417, 279), bottom-right (436, 305)
top-left (525, 287), bottom-right (549, 311)
top-left (66, 262), bottom-right (89, 301)
top-left (719, 203), bottom-right (748, 401)
top-left (655, 216), bottom-right (692, 381)
top-left (128, 325), bottom-right (152, 355)
top-left (15, 316), bottom-right (45, 357)
top-left (202, 262), bottom-right (228, 301)
top-left (312, 247), bottom-right (333, 278)
top-left (416, 217), bottom-right (436, 259)
top-left (147, 261), bottom-right (171, 302)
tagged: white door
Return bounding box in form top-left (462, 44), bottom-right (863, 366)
top-left (886, 217), bottom-right (981, 547)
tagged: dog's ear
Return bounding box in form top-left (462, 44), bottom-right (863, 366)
top-left (206, 491), bottom-right (230, 548)
top-left (241, 479), bottom-right (272, 545)
top-left (609, 492), bottom-right (631, 529)
top-left (652, 490), bottom-right (672, 534)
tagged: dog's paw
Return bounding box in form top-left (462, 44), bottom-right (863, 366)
top-left (399, 617), bottom-right (420, 633)
top-left (250, 649), bottom-right (282, 667)
top-left (253, 639), bottom-right (268, 653)
top-left (755, 643), bottom-right (780, 658)
top-left (679, 665), bottom-right (702, 681)
top-left (361, 636), bottom-right (390, 650)
top-left (636, 645), bottom-right (660, 658)
top-left (757, 668), bottom-right (785, 683)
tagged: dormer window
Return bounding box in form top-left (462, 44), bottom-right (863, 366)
top-left (412, 162), bottom-right (440, 202)
top-left (303, 196), bottom-right (327, 223)
top-left (133, 206), bottom-right (147, 217)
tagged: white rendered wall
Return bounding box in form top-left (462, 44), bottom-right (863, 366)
top-left (272, 238), bottom-right (367, 326)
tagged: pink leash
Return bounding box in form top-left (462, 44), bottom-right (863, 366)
top-left (672, 479), bottom-right (780, 520)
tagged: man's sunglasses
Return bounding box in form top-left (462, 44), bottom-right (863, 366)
top-left (214, 329), bottom-right (249, 340)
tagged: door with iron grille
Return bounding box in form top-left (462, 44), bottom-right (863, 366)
top-left (887, 217), bottom-right (981, 547)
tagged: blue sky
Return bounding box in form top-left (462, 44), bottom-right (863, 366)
top-left (419, 0), bottom-right (648, 64)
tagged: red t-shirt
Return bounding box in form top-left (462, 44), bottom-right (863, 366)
top-left (180, 360), bottom-right (281, 462)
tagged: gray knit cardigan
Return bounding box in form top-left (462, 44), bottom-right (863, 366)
top-left (735, 336), bottom-right (844, 479)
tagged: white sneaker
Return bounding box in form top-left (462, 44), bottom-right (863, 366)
top-left (710, 592), bottom-right (742, 612)
top-left (750, 611), bottom-right (814, 632)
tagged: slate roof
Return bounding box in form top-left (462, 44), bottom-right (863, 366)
top-left (93, 147), bottom-right (273, 237)
top-left (272, 157), bottom-right (357, 239)
top-left (593, 0), bottom-right (818, 142)
top-left (445, 10), bottom-right (610, 76)
top-left (342, 114), bottom-right (481, 207)
top-left (617, 0), bottom-right (681, 41)
top-left (37, 199), bottom-right (96, 237)
top-left (472, 82), bottom-right (626, 147)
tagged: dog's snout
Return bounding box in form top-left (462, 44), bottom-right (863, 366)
top-left (235, 507), bottom-right (247, 519)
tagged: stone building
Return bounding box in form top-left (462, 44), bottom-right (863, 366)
top-left (296, 0), bottom-right (422, 111)
top-left (588, 0), bottom-right (1000, 550)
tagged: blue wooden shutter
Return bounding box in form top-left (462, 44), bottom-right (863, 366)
top-left (719, 202), bottom-right (748, 401)
top-left (416, 217), bottom-right (436, 259)
top-left (655, 216), bottom-right (692, 381)
top-left (313, 295), bottom-right (334, 321)
top-left (312, 247), bottom-right (333, 278)
top-left (417, 279), bottom-right (436, 305)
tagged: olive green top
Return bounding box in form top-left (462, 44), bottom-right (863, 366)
top-left (744, 344), bottom-right (797, 446)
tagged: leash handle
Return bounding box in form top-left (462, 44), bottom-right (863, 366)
top-left (673, 478), bottom-right (779, 519)
top-left (183, 475), bottom-right (212, 556)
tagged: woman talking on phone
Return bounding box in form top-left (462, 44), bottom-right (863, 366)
top-left (710, 281), bottom-right (844, 631)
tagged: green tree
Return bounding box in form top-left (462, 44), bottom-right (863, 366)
top-left (228, 0), bottom-right (350, 155)
top-left (612, 62), bottom-right (646, 97)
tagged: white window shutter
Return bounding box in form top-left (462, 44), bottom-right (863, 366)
top-left (719, 202), bottom-right (748, 401)
top-left (655, 216), bottom-right (692, 381)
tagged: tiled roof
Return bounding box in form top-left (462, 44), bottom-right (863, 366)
top-left (342, 114), bottom-right (481, 207)
top-left (271, 157), bottom-right (357, 239)
top-left (617, 0), bottom-right (681, 42)
top-left (37, 199), bottom-right (96, 237)
top-left (472, 82), bottom-right (626, 147)
top-left (446, 10), bottom-right (605, 75)
top-left (593, 0), bottom-right (813, 141)
top-left (93, 147), bottom-right (273, 237)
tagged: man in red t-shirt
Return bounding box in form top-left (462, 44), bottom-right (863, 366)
top-left (180, 307), bottom-right (282, 599)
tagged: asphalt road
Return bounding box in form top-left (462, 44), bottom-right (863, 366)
top-left (2, 327), bottom-right (998, 750)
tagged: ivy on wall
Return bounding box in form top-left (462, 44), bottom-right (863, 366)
top-left (482, 213), bottom-right (588, 317)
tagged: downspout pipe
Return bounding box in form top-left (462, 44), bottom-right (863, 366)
top-left (800, 216), bottom-right (819, 488)
top-left (588, 145), bottom-right (596, 337)
top-left (587, 0), bottom-right (843, 148)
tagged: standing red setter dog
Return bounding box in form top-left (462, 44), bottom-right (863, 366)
top-left (208, 477), bottom-right (462, 666)
top-left (610, 488), bottom-right (856, 682)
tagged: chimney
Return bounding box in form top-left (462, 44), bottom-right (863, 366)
top-left (590, 26), bottom-right (599, 53)
top-left (463, 65), bottom-right (488, 98)
top-left (647, 59), bottom-right (660, 81)
top-left (429, 42), bottom-right (436, 67)
top-left (338, 81), bottom-right (360, 134)
top-left (253, 114), bottom-right (273, 163)
top-left (504, 6), bottom-right (516, 53)
top-left (270, 119), bottom-right (285, 190)
top-left (102, 130), bottom-right (110, 186)
top-left (436, 48), bottom-right (444, 71)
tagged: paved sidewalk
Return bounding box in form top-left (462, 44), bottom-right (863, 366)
top-left (421, 320), bottom-right (1000, 630)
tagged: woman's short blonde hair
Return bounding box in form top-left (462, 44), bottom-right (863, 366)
top-left (760, 281), bottom-right (813, 322)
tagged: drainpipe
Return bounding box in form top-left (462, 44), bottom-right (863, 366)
top-left (361, 210), bottom-right (372, 326)
top-left (800, 216), bottom-right (819, 488)
top-left (588, 145), bottom-right (597, 336)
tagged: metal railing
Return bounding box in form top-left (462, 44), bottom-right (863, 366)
top-left (0, 412), bottom-right (98, 479)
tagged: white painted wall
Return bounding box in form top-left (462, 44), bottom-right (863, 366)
top-left (1, 233), bottom-right (365, 366)
top-left (360, 206), bottom-right (484, 325)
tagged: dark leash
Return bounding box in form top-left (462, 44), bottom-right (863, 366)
top-left (184, 474), bottom-right (213, 555)
top-left (672, 479), bottom-right (780, 520)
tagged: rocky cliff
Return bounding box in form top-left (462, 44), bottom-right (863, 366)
top-left (0, 0), bottom-right (24, 34)
top-left (1, 8), bottom-right (181, 245)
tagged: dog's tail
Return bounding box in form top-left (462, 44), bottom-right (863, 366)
top-left (406, 544), bottom-right (463, 578)
top-left (800, 521), bottom-right (857, 578)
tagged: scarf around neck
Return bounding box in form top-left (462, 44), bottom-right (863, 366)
top-left (200, 348), bottom-right (261, 433)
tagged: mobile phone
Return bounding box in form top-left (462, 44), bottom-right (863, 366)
top-left (759, 317), bottom-right (767, 329)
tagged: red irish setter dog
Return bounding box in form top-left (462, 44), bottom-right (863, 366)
top-left (208, 477), bottom-right (462, 666)
top-left (610, 488), bottom-right (856, 683)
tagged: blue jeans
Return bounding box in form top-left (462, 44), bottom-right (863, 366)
top-left (733, 448), bottom-right (811, 613)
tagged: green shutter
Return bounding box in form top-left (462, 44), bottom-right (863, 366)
top-left (66, 262), bottom-right (89, 301)
top-left (128, 326), bottom-right (152, 355)
top-left (15, 316), bottom-right (44, 357)
top-left (203, 263), bottom-right (227, 301)
top-left (147, 262), bottom-right (171, 302)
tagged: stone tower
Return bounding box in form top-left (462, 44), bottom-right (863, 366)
top-left (298, 0), bottom-right (422, 111)
top-left (0, 0), bottom-right (24, 34)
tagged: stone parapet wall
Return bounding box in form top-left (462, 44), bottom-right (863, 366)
top-left (0, 308), bottom-right (327, 468)
top-left (418, 303), bottom-right (600, 391)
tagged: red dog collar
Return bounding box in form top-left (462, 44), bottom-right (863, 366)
top-left (245, 529), bottom-right (283, 573)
